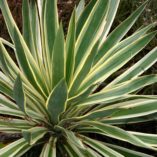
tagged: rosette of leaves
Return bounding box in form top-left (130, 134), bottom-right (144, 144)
top-left (0, 0), bottom-right (157, 156)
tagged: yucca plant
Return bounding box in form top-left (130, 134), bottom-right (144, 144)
top-left (0, 0), bottom-right (157, 156)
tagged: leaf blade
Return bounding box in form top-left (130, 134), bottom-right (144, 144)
top-left (52, 25), bottom-right (65, 88)
top-left (47, 79), bottom-right (68, 124)
top-left (13, 75), bottom-right (26, 113)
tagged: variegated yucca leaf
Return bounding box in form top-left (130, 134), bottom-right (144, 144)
top-left (0, 0), bottom-right (157, 156)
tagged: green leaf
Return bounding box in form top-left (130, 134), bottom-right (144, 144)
top-left (108, 99), bottom-right (157, 120)
top-left (77, 75), bottom-right (157, 106)
top-left (66, 10), bottom-right (76, 86)
top-left (80, 99), bottom-right (157, 121)
top-left (83, 148), bottom-right (102, 157)
top-left (40, 137), bottom-right (56, 157)
top-left (0, 41), bottom-right (20, 80)
top-left (130, 132), bottom-right (157, 146)
top-left (14, 145), bottom-right (33, 157)
top-left (1, 72), bottom-right (11, 84)
top-left (0, 118), bottom-right (34, 130)
top-left (0, 138), bottom-right (31, 157)
top-left (79, 31), bottom-right (156, 93)
top-left (0, 94), bottom-right (17, 109)
top-left (81, 121), bottom-right (153, 149)
top-left (0, 42), bottom-right (46, 104)
top-left (26, 110), bottom-right (48, 122)
top-left (13, 75), bottom-right (26, 113)
top-left (59, 128), bottom-right (93, 157)
top-left (76, 0), bottom-right (97, 38)
top-left (68, 84), bottom-right (97, 105)
top-left (36, 0), bottom-right (52, 88)
top-left (76, 0), bottom-right (85, 21)
top-left (22, 127), bottom-right (48, 145)
top-left (107, 46), bottom-right (157, 87)
top-left (44, 0), bottom-right (59, 55)
top-left (69, 42), bottom-right (99, 97)
top-left (0, 0), bottom-right (18, 41)
top-left (52, 24), bottom-right (65, 88)
top-left (0, 38), bottom-right (14, 49)
top-left (47, 79), bottom-right (68, 124)
top-left (94, 23), bottom-right (156, 69)
top-left (60, 128), bottom-right (85, 149)
top-left (82, 136), bottom-right (124, 157)
top-left (80, 127), bottom-right (155, 155)
top-left (1, 0), bottom-right (157, 156)
top-left (75, 0), bottom-right (109, 72)
top-left (94, 1), bottom-right (149, 64)
top-left (66, 142), bottom-right (87, 157)
top-left (13, 28), bottom-right (48, 98)
top-left (64, 143), bottom-right (79, 157)
top-left (22, 0), bottom-right (37, 60)
top-left (29, 0), bottom-right (39, 55)
top-left (26, 95), bottom-right (51, 122)
top-left (102, 112), bottom-right (157, 125)
top-left (0, 48), bottom-right (14, 80)
top-left (99, 0), bottom-right (120, 45)
top-left (0, 106), bottom-right (25, 118)
top-left (106, 143), bottom-right (153, 157)
top-left (80, 108), bottom-right (118, 121)
top-left (0, 75), bottom-right (13, 98)
top-left (0, 0), bottom-right (48, 97)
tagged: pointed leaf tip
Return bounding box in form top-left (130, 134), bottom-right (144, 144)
top-left (47, 79), bottom-right (68, 124)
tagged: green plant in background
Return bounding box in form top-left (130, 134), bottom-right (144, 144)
top-left (0, 0), bottom-right (157, 156)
